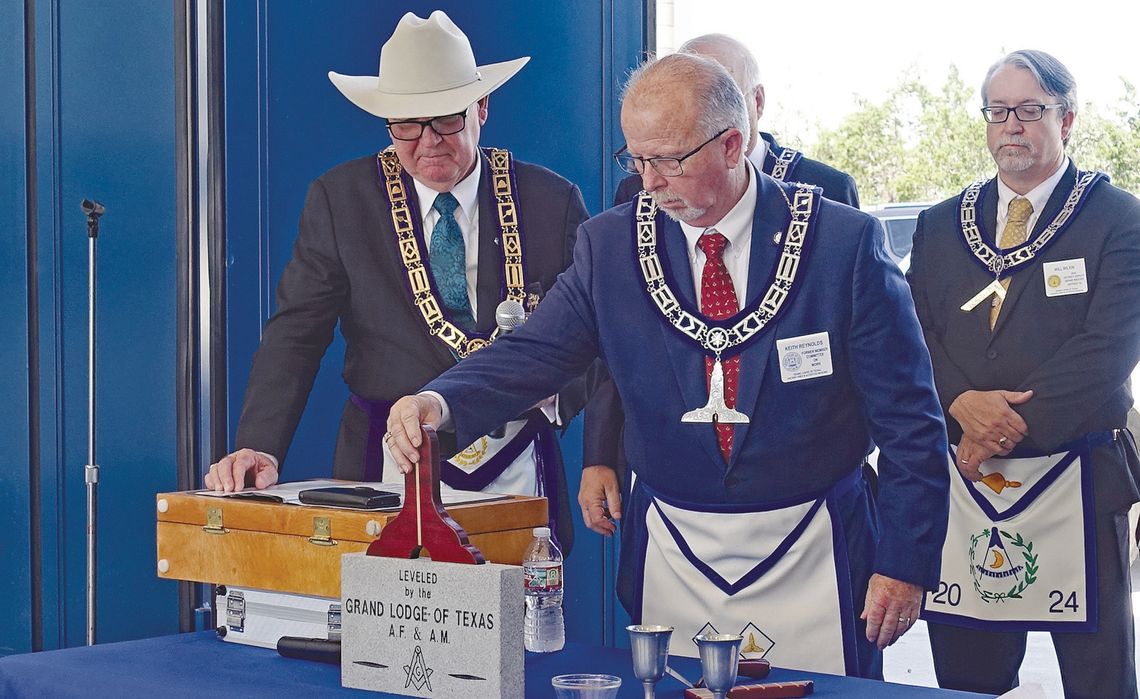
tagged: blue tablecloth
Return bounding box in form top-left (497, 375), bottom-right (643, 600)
top-left (0, 631), bottom-right (988, 698)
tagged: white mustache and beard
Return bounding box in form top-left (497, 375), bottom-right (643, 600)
top-left (650, 190), bottom-right (708, 224)
top-left (991, 136), bottom-right (1036, 172)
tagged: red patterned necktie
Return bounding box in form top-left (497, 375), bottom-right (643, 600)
top-left (697, 230), bottom-right (740, 462)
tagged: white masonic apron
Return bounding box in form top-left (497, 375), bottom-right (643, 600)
top-left (921, 435), bottom-right (1106, 632)
top-left (637, 471), bottom-right (858, 674)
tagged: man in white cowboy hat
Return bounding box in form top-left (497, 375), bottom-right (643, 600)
top-left (206, 10), bottom-right (588, 549)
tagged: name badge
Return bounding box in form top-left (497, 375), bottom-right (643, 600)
top-left (776, 331), bottom-right (833, 383)
top-left (1042, 258), bottom-right (1088, 297)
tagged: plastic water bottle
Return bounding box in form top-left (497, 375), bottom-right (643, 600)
top-left (523, 526), bottom-right (565, 652)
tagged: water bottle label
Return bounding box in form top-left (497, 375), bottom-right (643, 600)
top-left (523, 563), bottom-right (563, 593)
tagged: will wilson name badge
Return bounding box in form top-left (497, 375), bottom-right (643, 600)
top-left (776, 331), bottom-right (833, 383)
top-left (1043, 258), bottom-right (1087, 297)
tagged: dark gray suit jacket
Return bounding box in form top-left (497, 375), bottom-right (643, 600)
top-left (234, 150), bottom-right (588, 483)
top-left (907, 162), bottom-right (1140, 512)
top-left (755, 132), bottom-right (860, 208)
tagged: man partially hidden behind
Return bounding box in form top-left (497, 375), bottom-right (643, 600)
top-left (386, 52), bottom-right (948, 678)
top-left (588, 33), bottom-right (862, 506)
top-left (908, 50), bottom-right (1140, 697)
top-left (613, 33), bottom-right (860, 209)
top-left (205, 11), bottom-right (588, 549)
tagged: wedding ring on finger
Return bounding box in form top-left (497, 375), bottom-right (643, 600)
top-left (383, 431), bottom-right (394, 444)
top-left (898, 616), bottom-right (910, 625)
top-left (999, 436), bottom-right (1008, 447)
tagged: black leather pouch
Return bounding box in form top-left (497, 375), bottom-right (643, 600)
top-left (297, 486), bottom-right (401, 510)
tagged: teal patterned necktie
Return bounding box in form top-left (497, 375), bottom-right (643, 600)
top-left (429, 192), bottom-right (475, 330)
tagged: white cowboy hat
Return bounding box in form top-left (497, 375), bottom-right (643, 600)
top-left (328, 10), bottom-right (529, 120)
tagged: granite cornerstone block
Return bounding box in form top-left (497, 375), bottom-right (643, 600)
top-left (341, 553), bottom-right (524, 697)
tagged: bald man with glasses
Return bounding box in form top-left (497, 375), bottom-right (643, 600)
top-left (386, 52), bottom-right (948, 678)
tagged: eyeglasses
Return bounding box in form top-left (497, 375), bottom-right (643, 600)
top-left (614, 128), bottom-right (730, 177)
top-left (980, 104), bottom-right (1065, 124)
top-left (386, 111), bottom-right (468, 141)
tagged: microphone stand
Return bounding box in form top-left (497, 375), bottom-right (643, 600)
top-left (81, 199), bottom-right (105, 646)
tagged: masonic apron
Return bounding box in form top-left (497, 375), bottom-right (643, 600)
top-left (636, 469), bottom-right (860, 675)
top-left (921, 434), bottom-right (1107, 632)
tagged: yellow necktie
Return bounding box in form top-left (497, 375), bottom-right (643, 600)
top-left (989, 196), bottom-right (1033, 329)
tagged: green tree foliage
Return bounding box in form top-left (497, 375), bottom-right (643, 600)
top-left (810, 70), bottom-right (1140, 205)
top-left (1068, 81), bottom-right (1140, 194)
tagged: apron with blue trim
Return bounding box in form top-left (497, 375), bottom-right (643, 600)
top-left (634, 470), bottom-right (860, 674)
top-left (921, 433), bottom-right (1108, 632)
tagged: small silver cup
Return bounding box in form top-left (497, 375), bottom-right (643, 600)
top-left (627, 625), bottom-right (674, 699)
top-left (694, 633), bottom-right (743, 699)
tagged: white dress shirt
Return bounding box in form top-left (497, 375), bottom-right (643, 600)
top-left (678, 164), bottom-right (759, 306)
top-left (995, 157), bottom-right (1069, 240)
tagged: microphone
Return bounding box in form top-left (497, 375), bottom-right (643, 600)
top-left (80, 199), bottom-right (105, 219)
top-left (491, 299), bottom-right (528, 438)
top-left (494, 299), bottom-right (527, 334)
top-left (81, 199), bottom-right (105, 238)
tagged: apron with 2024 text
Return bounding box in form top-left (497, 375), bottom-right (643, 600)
top-left (921, 434), bottom-right (1109, 632)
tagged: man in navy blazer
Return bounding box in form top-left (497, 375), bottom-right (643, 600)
top-left (593, 34), bottom-right (861, 495)
top-left (908, 50), bottom-right (1140, 697)
top-left (388, 53), bottom-right (947, 677)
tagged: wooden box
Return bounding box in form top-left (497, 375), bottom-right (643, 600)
top-left (155, 489), bottom-right (545, 598)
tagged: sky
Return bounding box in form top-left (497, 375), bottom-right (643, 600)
top-left (660, 0), bottom-right (1140, 145)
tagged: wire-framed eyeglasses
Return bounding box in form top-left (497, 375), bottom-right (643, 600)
top-left (386, 111), bottom-right (468, 141)
top-left (613, 127), bottom-right (730, 176)
top-left (980, 104), bottom-right (1065, 124)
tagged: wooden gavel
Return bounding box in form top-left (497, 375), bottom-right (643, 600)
top-left (366, 425), bottom-right (485, 565)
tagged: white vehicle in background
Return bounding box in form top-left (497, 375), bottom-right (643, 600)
top-left (865, 202), bottom-right (934, 273)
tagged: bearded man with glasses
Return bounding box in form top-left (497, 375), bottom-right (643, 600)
top-left (206, 11), bottom-right (588, 550)
top-left (386, 52), bottom-right (949, 678)
top-left (908, 50), bottom-right (1140, 697)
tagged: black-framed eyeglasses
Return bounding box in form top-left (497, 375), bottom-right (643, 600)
top-left (386, 110), bottom-right (468, 141)
top-left (613, 127), bottom-right (730, 177)
top-left (980, 103), bottom-right (1065, 124)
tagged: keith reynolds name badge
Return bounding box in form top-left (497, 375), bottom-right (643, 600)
top-left (776, 331), bottom-right (833, 383)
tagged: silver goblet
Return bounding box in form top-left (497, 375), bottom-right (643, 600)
top-left (627, 625), bottom-right (673, 699)
top-left (694, 633), bottom-right (743, 699)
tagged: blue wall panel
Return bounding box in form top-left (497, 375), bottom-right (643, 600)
top-left (223, 0), bottom-right (643, 645)
top-left (0, 0), bottom-right (33, 657)
top-left (19, 0), bottom-right (182, 649)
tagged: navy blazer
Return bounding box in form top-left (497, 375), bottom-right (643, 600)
top-left (908, 163), bottom-right (1140, 512)
top-left (594, 136), bottom-right (862, 470)
top-left (427, 174), bottom-right (949, 587)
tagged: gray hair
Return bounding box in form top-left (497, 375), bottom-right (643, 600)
top-left (623, 52), bottom-right (749, 142)
top-left (678, 33), bottom-right (762, 95)
top-left (981, 49), bottom-right (1078, 117)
